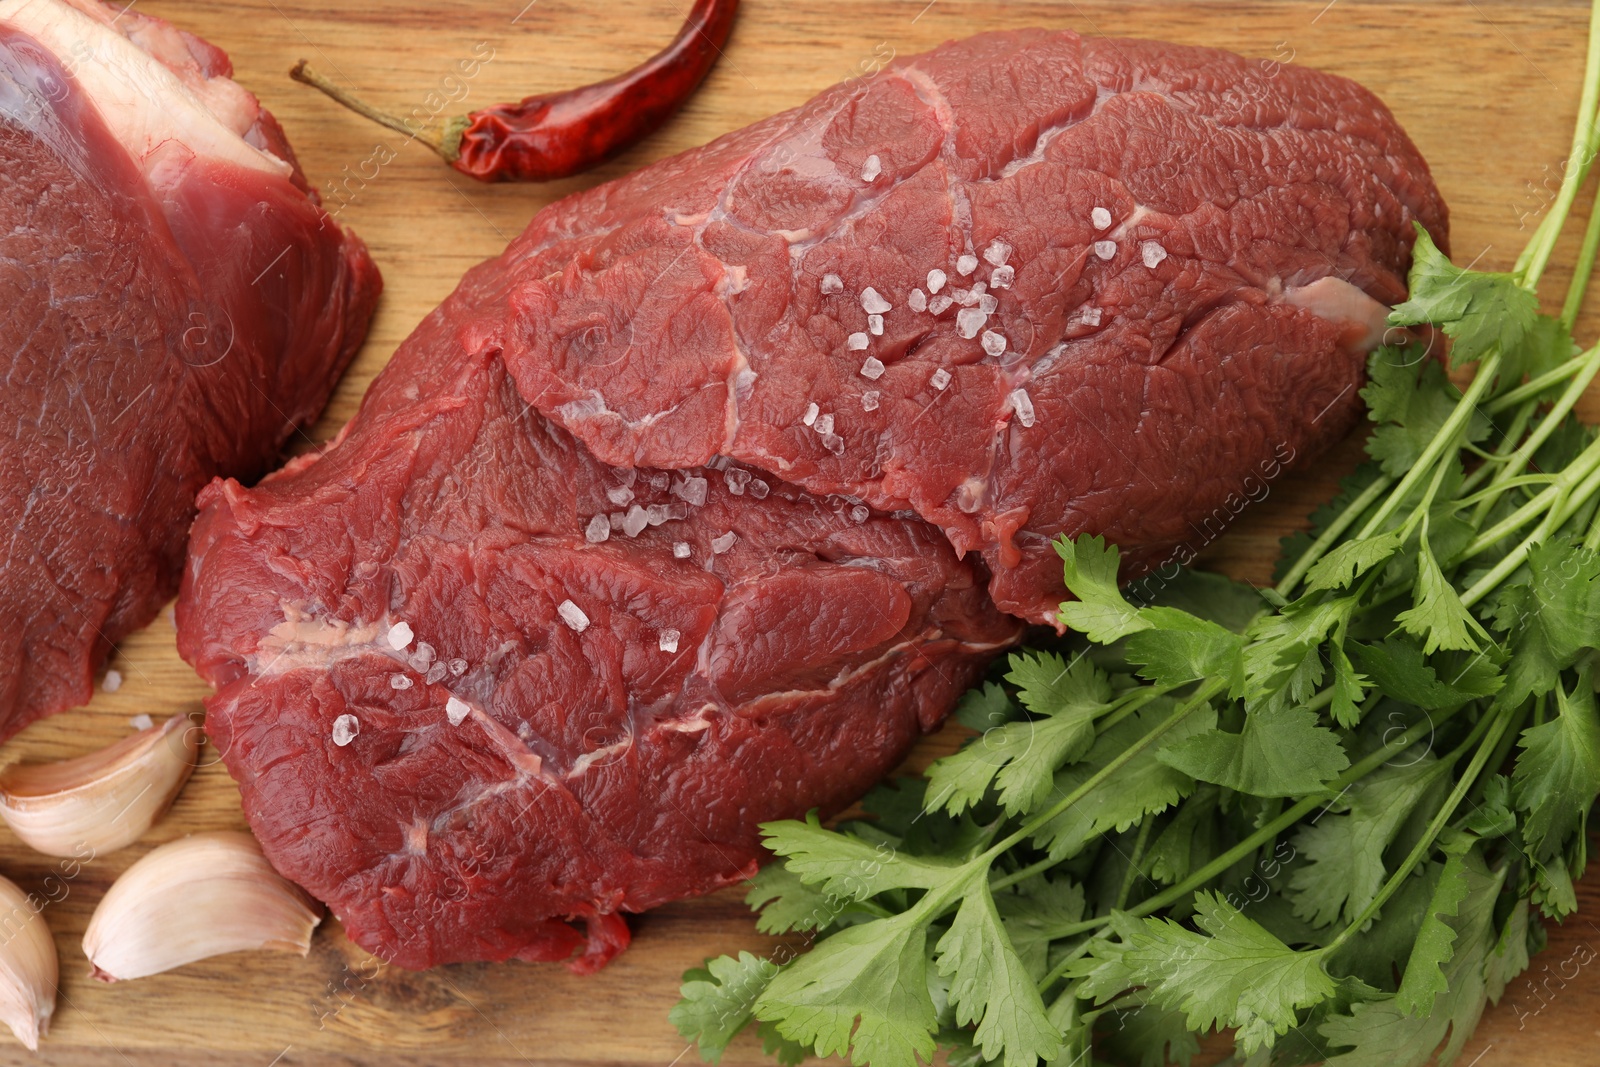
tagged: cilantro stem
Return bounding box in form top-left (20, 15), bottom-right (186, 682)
top-left (1356, 354), bottom-right (1502, 541)
top-left (1035, 708), bottom-right (1456, 995)
top-left (1561, 179), bottom-right (1600, 329)
top-left (1114, 816), bottom-right (1156, 910)
top-left (1458, 430), bottom-right (1600, 561)
top-left (1470, 342), bottom-right (1600, 526)
top-left (1275, 474), bottom-right (1393, 597)
top-left (988, 854), bottom-right (1059, 893)
top-left (1515, 0), bottom-right (1600, 287)
top-left (1484, 363), bottom-right (1588, 415)
top-left (1461, 444), bottom-right (1600, 606)
top-left (1321, 704), bottom-right (1513, 956)
top-left (983, 679), bottom-right (1226, 863)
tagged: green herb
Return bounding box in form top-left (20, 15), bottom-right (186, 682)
top-left (671, 1), bottom-right (1600, 1062)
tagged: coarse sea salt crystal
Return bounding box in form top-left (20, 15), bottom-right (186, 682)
top-left (981, 330), bottom-right (1006, 357)
top-left (814, 413), bottom-right (835, 436)
top-left (1010, 388), bottom-right (1036, 428)
top-left (558, 599), bottom-right (590, 632)
top-left (990, 265), bottom-right (1015, 289)
top-left (673, 541), bottom-right (692, 559)
top-left (847, 332), bottom-right (869, 351)
top-left (931, 367), bottom-right (952, 391)
top-left (953, 287), bottom-right (978, 307)
top-left (711, 531), bottom-right (738, 554)
top-left (390, 673), bottom-right (413, 690)
top-left (1078, 306), bottom-right (1104, 327)
top-left (650, 472), bottom-right (668, 490)
top-left (426, 662), bottom-right (447, 684)
top-left (446, 696), bottom-right (471, 726)
top-left (332, 714), bottom-right (359, 747)
top-left (129, 713), bottom-right (153, 731)
top-left (861, 357), bottom-right (886, 380)
top-left (1093, 240), bottom-right (1116, 261)
top-left (103, 669), bottom-right (123, 693)
top-left (983, 239), bottom-right (1012, 267)
top-left (861, 153), bottom-right (882, 181)
top-left (851, 505), bottom-right (869, 523)
top-left (646, 503), bottom-right (671, 526)
top-left (821, 273), bottom-right (844, 294)
top-left (410, 642), bottom-right (435, 671)
top-left (678, 474), bottom-right (709, 506)
top-left (956, 307), bottom-right (987, 339)
top-left (387, 621), bottom-right (414, 650)
top-left (725, 468), bottom-right (751, 495)
top-left (908, 288), bottom-right (927, 312)
top-left (659, 628), bottom-right (681, 653)
top-left (749, 479), bottom-right (770, 499)
top-left (860, 287), bottom-right (891, 314)
top-left (956, 254), bottom-right (978, 276)
top-left (821, 433), bottom-right (846, 456)
top-left (928, 294), bottom-right (953, 315)
top-left (927, 268), bottom-right (947, 294)
top-left (802, 402), bottom-right (819, 426)
top-left (586, 514), bottom-right (610, 542)
top-left (978, 292), bottom-right (998, 314)
top-left (868, 313), bottom-right (884, 336)
top-left (1141, 240), bottom-right (1168, 268)
top-left (449, 658), bottom-right (468, 676)
top-left (862, 390), bottom-right (881, 411)
top-left (623, 504), bottom-right (649, 537)
top-left (1091, 206), bottom-right (1112, 229)
top-left (606, 485), bottom-right (634, 506)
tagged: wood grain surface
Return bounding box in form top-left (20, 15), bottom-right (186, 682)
top-left (5, 0), bottom-right (1600, 1063)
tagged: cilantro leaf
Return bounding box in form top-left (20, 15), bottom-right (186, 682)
top-left (1393, 843), bottom-right (1471, 1016)
top-left (1304, 528), bottom-right (1407, 594)
top-left (1363, 356), bottom-right (1483, 475)
top-left (1512, 667), bottom-right (1600, 861)
top-left (1158, 703), bottom-right (1349, 798)
top-left (1388, 225), bottom-right (1541, 368)
top-left (1124, 609), bottom-right (1245, 691)
top-left (1099, 1005), bottom-right (1202, 1067)
top-left (1055, 535), bottom-right (1148, 642)
top-left (1319, 851), bottom-right (1505, 1067)
top-left (1287, 758), bottom-right (1449, 928)
top-left (1351, 638), bottom-right (1502, 709)
top-left (1394, 540), bottom-right (1484, 654)
top-left (995, 873), bottom-right (1085, 981)
top-left (761, 816), bottom-right (965, 900)
top-left (935, 880), bottom-right (1062, 1066)
top-left (756, 907), bottom-right (942, 1067)
top-left (673, 952), bottom-right (780, 1062)
top-left (1032, 701), bottom-right (1217, 859)
top-left (746, 863), bottom-right (841, 935)
top-left (1499, 540), bottom-right (1600, 706)
top-left (1081, 892), bottom-right (1337, 1055)
top-left (1483, 898), bottom-right (1532, 1004)
top-left (955, 682), bottom-right (1017, 733)
top-left (1330, 641), bottom-right (1370, 728)
top-left (1007, 649), bottom-right (1112, 715)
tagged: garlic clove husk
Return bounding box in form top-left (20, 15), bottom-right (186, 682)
top-left (0, 714), bottom-right (199, 858)
top-left (0, 874), bottom-right (58, 1050)
top-left (83, 831), bottom-right (322, 982)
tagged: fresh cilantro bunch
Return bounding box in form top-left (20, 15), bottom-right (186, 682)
top-left (671, 2), bottom-right (1600, 1063)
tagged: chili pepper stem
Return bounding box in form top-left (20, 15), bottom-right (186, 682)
top-left (290, 61), bottom-right (468, 163)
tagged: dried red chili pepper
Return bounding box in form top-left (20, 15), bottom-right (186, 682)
top-left (291, 0), bottom-right (738, 183)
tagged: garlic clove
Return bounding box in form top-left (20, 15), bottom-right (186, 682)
top-left (83, 831), bottom-right (322, 982)
top-left (0, 874), bottom-right (58, 1050)
top-left (0, 714), bottom-right (199, 858)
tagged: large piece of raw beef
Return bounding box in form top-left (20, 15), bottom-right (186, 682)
top-left (178, 29), bottom-right (1447, 971)
top-left (0, 0), bottom-right (379, 739)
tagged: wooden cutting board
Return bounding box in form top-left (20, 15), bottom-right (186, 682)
top-left (6, 0), bottom-right (1600, 1063)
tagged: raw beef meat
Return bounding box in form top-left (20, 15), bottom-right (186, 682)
top-left (0, 0), bottom-right (379, 739)
top-left (178, 29), bottom-right (1446, 971)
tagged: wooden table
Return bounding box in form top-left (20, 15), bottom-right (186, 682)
top-left (6, 0), bottom-right (1600, 1063)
